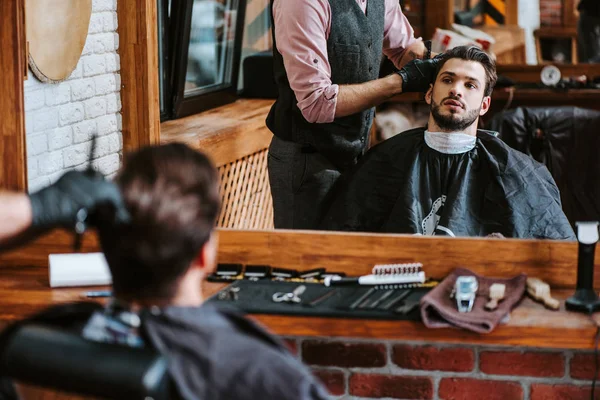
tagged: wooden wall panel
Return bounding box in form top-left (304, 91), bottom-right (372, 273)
top-left (117, 0), bottom-right (160, 152)
top-left (0, 0), bottom-right (27, 191)
top-left (424, 0), bottom-right (453, 40)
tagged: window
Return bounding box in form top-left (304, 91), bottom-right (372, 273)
top-left (159, 0), bottom-right (247, 120)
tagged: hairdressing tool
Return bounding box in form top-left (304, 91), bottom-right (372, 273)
top-left (368, 289), bottom-right (395, 309)
top-left (299, 268), bottom-right (325, 281)
top-left (306, 289), bottom-right (339, 307)
top-left (272, 267), bottom-right (299, 280)
top-left (324, 263), bottom-right (425, 287)
top-left (217, 286), bottom-right (240, 301)
top-left (244, 265), bottom-right (271, 280)
top-left (454, 276), bottom-right (478, 313)
top-left (566, 222), bottom-right (600, 313)
top-left (272, 285), bottom-right (306, 303)
top-left (394, 300), bottom-right (420, 315)
top-left (348, 288), bottom-right (376, 310)
top-left (485, 283), bottom-right (506, 311)
top-left (82, 290), bottom-right (113, 298)
top-left (424, 40), bottom-right (432, 60)
top-left (526, 278), bottom-right (559, 310)
top-left (73, 134), bottom-right (98, 251)
top-left (215, 263), bottom-right (243, 279)
top-left (379, 289), bottom-right (412, 310)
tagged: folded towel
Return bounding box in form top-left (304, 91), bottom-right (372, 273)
top-left (420, 267), bottom-right (527, 333)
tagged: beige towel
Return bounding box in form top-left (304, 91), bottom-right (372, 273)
top-left (420, 268), bottom-right (527, 333)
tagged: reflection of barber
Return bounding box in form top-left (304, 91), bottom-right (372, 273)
top-left (266, 0), bottom-right (439, 229)
top-left (578, 0), bottom-right (600, 63)
top-left (0, 171), bottom-right (129, 244)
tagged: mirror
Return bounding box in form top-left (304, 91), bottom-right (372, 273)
top-left (450, 0), bottom-right (596, 65)
top-left (246, 0), bottom-right (599, 240)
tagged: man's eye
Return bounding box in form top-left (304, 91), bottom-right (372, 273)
top-left (442, 78), bottom-right (452, 84)
top-left (466, 83), bottom-right (476, 89)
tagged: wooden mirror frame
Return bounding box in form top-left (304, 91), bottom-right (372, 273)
top-left (0, 0), bottom-right (161, 263)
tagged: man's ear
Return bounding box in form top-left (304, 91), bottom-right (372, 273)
top-left (425, 84), bottom-right (433, 105)
top-left (479, 95), bottom-right (491, 116)
top-left (191, 232), bottom-right (218, 273)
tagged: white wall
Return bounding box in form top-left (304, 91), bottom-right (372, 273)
top-left (24, 0), bottom-right (122, 192)
top-left (518, 0), bottom-right (541, 65)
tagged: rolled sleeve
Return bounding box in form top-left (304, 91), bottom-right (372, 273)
top-left (273, 0), bottom-right (338, 123)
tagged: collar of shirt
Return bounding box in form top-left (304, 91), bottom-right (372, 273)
top-left (424, 130), bottom-right (477, 154)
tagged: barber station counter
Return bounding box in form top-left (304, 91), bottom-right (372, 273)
top-left (0, 260), bottom-right (597, 350)
top-left (2, 229), bottom-right (600, 399)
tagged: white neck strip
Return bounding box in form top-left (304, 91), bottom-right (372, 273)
top-left (424, 130), bottom-right (476, 154)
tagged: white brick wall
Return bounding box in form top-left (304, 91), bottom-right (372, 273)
top-left (25, 0), bottom-right (121, 192)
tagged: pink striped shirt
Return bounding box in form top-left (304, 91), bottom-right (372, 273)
top-left (272, 0), bottom-right (418, 123)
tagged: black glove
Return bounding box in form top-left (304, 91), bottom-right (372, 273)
top-left (28, 170), bottom-right (130, 230)
top-left (397, 55), bottom-right (442, 93)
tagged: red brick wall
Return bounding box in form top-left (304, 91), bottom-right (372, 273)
top-left (540, 0), bottom-right (563, 27)
top-left (282, 337), bottom-right (600, 399)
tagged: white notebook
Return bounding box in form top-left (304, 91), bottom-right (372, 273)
top-left (49, 252), bottom-right (113, 288)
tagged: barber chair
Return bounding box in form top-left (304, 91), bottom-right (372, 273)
top-left (489, 106), bottom-right (600, 228)
top-left (0, 315), bottom-right (170, 399)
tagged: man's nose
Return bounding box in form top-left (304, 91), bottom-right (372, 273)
top-left (449, 84), bottom-right (463, 98)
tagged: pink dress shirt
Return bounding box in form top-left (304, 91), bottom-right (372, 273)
top-left (272, 0), bottom-right (418, 124)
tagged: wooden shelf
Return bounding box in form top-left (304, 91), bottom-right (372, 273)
top-left (2, 230), bottom-right (600, 350)
top-left (0, 266), bottom-right (597, 350)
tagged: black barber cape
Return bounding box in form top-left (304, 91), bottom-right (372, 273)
top-left (321, 128), bottom-right (575, 240)
top-left (0, 302), bottom-right (329, 400)
top-left (142, 304), bottom-right (329, 400)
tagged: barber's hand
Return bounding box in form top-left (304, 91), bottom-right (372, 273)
top-left (28, 170), bottom-right (130, 230)
top-left (397, 55), bottom-right (441, 93)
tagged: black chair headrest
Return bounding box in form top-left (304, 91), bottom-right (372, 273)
top-left (0, 324), bottom-right (170, 400)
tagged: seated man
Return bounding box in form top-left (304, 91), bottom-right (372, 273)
top-left (88, 143), bottom-right (329, 399)
top-left (321, 46), bottom-right (575, 240)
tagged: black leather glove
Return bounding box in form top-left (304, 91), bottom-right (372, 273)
top-left (397, 55), bottom-right (442, 93)
top-left (28, 170), bottom-right (130, 230)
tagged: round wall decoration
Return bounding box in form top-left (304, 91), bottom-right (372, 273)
top-left (26, 0), bottom-right (93, 83)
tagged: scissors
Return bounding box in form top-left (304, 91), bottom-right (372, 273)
top-left (272, 285), bottom-right (306, 303)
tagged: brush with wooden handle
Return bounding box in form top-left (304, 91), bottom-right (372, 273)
top-left (526, 277), bottom-right (560, 310)
top-left (485, 283), bottom-right (506, 311)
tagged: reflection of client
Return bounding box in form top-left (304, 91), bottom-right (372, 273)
top-left (321, 46), bottom-right (575, 240)
top-left (578, 0), bottom-right (600, 63)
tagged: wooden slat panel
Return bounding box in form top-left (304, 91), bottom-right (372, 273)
top-left (117, 0), bottom-right (160, 152)
top-left (161, 99), bottom-right (274, 167)
top-left (217, 229), bottom-right (594, 290)
top-left (215, 149), bottom-right (274, 230)
top-left (0, 0), bottom-right (27, 191)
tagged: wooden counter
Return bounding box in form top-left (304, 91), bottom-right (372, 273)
top-left (0, 264), bottom-right (597, 350)
top-left (2, 229), bottom-right (599, 350)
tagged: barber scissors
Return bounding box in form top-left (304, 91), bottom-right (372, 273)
top-left (272, 285), bottom-right (306, 303)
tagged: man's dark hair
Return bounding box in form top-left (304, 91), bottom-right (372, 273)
top-left (434, 46), bottom-right (497, 96)
top-left (98, 143), bottom-right (220, 300)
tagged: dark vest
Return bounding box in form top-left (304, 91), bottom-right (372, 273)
top-left (266, 0), bottom-right (385, 169)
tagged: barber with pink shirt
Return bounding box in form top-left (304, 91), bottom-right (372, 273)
top-left (266, 0), bottom-right (440, 229)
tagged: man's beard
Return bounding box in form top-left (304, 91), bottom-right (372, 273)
top-left (430, 96), bottom-right (481, 132)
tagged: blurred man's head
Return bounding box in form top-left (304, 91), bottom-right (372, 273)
top-left (425, 46), bottom-right (497, 134)
top-left (98, 143), bottom-right (220, 306)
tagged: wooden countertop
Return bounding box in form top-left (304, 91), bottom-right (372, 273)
top-left (2, 264), bottom-right (598, 350)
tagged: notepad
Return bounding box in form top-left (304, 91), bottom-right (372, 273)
top-left (49, 252), bottom-right (112, 288)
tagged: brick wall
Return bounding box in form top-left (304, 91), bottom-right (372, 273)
top-left (283, 337), bottom-right (600, 399)
top-left (539, 0), bottom-right (562, 27)
top-left (24, 0), bottom-right (122, 192)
